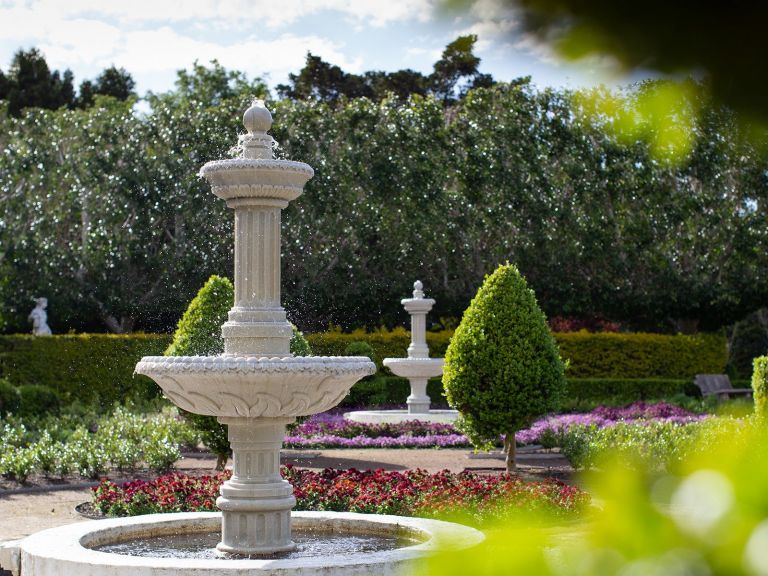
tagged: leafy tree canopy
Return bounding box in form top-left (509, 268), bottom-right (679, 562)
top-left (276, 35), bottom-right (495, 103)
top-left (0, 49), bottom-right (136, 116)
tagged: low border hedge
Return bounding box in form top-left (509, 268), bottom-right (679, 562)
top-left (307, 329), bottom-right (727, 380)
top-left (0, 334), bottom-right (171, 409)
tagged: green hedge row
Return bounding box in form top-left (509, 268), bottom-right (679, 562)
top-left (754, 356), bottom-right (768, 418)
top-left (338, 376), bottom-right (700, 409)
top-left (0, 334), bottom-right (171, 409)
top-left (308, 329), bottom-right (727, 379)
top-left (338, 376), bottom-right (449, 409)
top-left (0, 330), bottom-right (727, 411)
top-left (556, 332), bottom-right (727, 378)
top-left (564, 378), bottom-right (697, 402)
top-left (305, 327), bottom-right (452, 371)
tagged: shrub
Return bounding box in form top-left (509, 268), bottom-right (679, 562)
top-left (0, 378), bottom-right (20, 416)
top-left (164, 276), bottom-right (234, 357)
top-left (0, 333), bottom-right (170, 408)
top-left (343, 341), bottom-right (377, 377)
top-left (340, 375), bottom-right (446, 408)
top-left (559, 417), bottom-right (745, 472)
top-left (556, 332), bottom-right (727, 378)
top-left (444, 263), bottom-right (566, 471)
top-left (17, 385), bottom-right (61, 418)
top-left (565, 378), bottom-right (695, 403)
top-left (753, 356), bottom-right (768, 419)
top-left (0, 408), bottom-right (196, 481)
top-left (165, 275), bottom-right (312, 469)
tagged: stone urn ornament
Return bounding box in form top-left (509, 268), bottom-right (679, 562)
top-left (28, 297), bottom-right (52, 335)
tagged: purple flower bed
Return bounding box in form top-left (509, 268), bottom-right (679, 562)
top-left (283, 403), bottom-right (706, 449)
top-left (283, 433), bottom-right (471, 449)
top-left (514, 402), bottom-right (708, 445)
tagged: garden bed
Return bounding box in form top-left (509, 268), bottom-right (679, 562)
top-left (91, 466), bottom-right (591, 526)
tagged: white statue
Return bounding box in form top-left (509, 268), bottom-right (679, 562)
top-left (28, 297), bottom-right (52, 335)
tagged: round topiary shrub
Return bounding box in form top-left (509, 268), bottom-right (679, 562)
top-left (165, 275), bottom-right (312, 470)
top-left (17, 384), bottom-right (61, 418)
top-left (753, 356), bottom-right (768, 419)
top-left (0, 378), bottom-right (20, 417)
top-left (443, 263), bottom-right (566, 471)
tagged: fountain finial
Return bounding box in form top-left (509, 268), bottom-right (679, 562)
top-left (413, 280), bottom-right (424, 299)
top-left (243, 98), bottom-right (273, 134)
top-left (240, 98), bottom-right (274, 159)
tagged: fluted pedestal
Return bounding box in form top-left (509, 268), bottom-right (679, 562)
top-left (406, 377), bottom-right (430, 414)
top-left (216, 417), bottom-right (296, 555)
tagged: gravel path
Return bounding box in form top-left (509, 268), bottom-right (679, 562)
top-left (0, 447), bottom-right (572, 543)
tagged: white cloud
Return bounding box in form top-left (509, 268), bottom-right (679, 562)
top-left (13, 0), bottom-right (435, 29)
top-left (513, 33), bottom-right (560, 65)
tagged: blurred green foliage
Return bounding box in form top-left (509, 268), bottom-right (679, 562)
top-left (420, 416), bottom-right (768, 575)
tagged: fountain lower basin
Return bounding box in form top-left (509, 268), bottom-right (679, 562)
top-left (12, 511), bottom-right (484, 575)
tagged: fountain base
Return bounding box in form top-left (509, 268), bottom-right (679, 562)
top-left (5, 511), bottom-right (484, 576)
top-left (343, 409), bottom-right (459, 424)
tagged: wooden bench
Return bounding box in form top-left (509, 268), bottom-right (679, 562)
top-left (694, 374), bottom-right (753, 400)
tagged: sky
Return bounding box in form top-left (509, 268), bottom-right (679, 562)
top-left (0, 0), bottom-right (632, 96)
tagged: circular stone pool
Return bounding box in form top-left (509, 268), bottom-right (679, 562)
top-left (16, 511), bottom-right (484, 575)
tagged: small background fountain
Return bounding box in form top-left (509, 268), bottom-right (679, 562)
top-left (345, 281), bottom-right (459, 424)
top-left (3, 101), bottom-right (481, 575)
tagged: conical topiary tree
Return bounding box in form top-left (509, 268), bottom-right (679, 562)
top-left (164, 275), bottom-right (312, 470)
top-left (443, 263), bottom-right (565, 472)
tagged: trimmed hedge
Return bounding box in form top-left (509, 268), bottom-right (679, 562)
top-left (565, 378), bottom-right (697, 402)
top-left (306, 328), bottom-right (452, 371)
top-left (0, 334), bottom-right (171, 408)
top-left (340, 376), bottom-right (448, 409)
top-left (308, 329), bottom-right (726, 379)
top-left (0, 329), bottom-right (727, 410)
top-left (341, 376), bottom-right (697, 410)
top-left (556, 332), bottom-right (727, 379)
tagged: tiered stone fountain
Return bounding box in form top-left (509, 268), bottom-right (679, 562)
top-left (2, 101), bottom-right (482, 576)
top-left (345, 281), bottom-right (458, 424)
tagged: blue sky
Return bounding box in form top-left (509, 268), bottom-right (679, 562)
top-left (0, 0), bottom-right (631, 96)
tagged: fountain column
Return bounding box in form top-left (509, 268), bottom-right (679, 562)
top-left (220, 102), bottom-right (294, 358)
top-left (216, 417), bottom-right (296, 554)
top-left (401, 281), bottom-right (435, 413)
top-left (137, 99), bottom-right (375, 558)
top-left (200, 100), bottom-right (312, 555)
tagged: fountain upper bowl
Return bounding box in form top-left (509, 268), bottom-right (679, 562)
top-left (382, 357), bottom-right (444, 379)
top-left (136, 355), bottom-right (375, 419)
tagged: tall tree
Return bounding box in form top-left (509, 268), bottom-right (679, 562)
top-left (4, 48), bottom-right (75, 116)
top-left (77, 66), bottom-right (136, 108)
top-left (429, 34), bottom-right (489, 102)
top-left (277, 54), bottom-right (372, 102)
top-left (277, 37), bottom-right (493, 103)
top-left (169, 59), bottom-right (267, 107)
